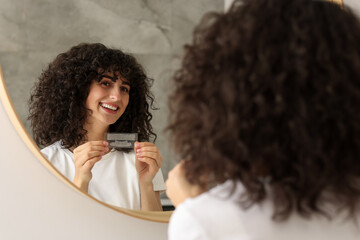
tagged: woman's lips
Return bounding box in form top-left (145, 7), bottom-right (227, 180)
top-left (99, 102), bottom-right (119, 113)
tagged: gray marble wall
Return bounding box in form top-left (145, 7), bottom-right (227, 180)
top-left (0, 0), bottom-right (223, 187)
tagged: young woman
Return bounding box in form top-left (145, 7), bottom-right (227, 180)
top-left (29, 43), bottom-right (165, 211)
top-left (166, 0), bottom-right (360, 239)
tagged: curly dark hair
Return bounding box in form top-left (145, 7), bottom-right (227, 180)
top-left (29, 43), bottom-right (156, 149)
top-left (168, 0), bottom-right (360, 220)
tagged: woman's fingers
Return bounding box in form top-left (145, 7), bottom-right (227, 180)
top-left (82, 156), bottom-right (102, 171)
top-left (136, 146), bottom-right (158, 153)
top-left (82, 150), bottom-right (105, 162)
top-left (137, 151), bottom-right (161, 167)
top-left (72, 141), bottom-right (109, 189)
top-left (73, 141), bottom-right (107, 188)
top-left (135, 142), bottom-right (162, 168)
top-left (74, 141), bottom-right (108, 154)
top-left (74, 141), bottom-right (108, 166)
top-left (137, 156), bottom-right (159, 172)
top-left (76, 151), bottom-right (104, 166)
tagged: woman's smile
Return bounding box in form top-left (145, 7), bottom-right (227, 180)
top-left (99, 102), bottom-right (120, 113)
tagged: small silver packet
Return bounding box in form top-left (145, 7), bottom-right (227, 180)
top-left (106, 133), bottom-right (138, 149)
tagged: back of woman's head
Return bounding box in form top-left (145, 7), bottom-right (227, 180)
top-left (29, 43), bottom-right (156, 149)
top-left (168, 0), bottom-right (360, 220)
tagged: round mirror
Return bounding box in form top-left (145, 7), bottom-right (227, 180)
top-left (0, 0), bottom-right (223, 220)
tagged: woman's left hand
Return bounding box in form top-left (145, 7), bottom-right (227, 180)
top-left (134, 142), bottom-right (162, 185)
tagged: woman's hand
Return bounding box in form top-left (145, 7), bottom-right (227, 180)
top-left (72, 141), bottom-right (109, 192)
top-left (166, 161), bottom-right (207, 207)
top-left (134, 142), bottom-right (162, 185)
top-left (135, 142), bottom-right (163, 211)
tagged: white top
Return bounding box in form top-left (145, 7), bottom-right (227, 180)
top-left (41, 140), bottom-right (166, 210)
top-left (168, 180), bottom-right (360, 240)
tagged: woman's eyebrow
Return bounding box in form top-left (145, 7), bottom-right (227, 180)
top-left (99, 74), bottom-right (120, 83)
top-left (98, 74), bottom-right (115, 81)
top-left (99, 74), bottom-right (130, 86)
top-left (121, 80), bottom-right (130, 86)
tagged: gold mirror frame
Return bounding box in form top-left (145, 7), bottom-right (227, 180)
top-left (0, 65), bottom-right (172, 223)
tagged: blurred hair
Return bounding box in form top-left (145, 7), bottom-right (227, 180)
top-left (168, 0), bottom-right (360, 220)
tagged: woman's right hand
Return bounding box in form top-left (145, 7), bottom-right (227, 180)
top-left (72, 141), bottom-right (108, 192)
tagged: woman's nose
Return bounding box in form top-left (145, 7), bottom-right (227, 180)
top-left (109, 87), bottom-right (121, 100)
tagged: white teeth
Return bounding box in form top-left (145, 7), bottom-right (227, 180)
top-left (100, 103), bottom-right (118, 111)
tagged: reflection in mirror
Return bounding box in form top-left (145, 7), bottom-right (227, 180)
top-left (28, 43), bottom-right (166, 211)
top-left (0, 0), bottom-right (223, 212)
top-left (0, 65), bottom-right (172, 223)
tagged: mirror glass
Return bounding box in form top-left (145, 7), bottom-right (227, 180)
top-left (0, 0), bottom-right (223, 211)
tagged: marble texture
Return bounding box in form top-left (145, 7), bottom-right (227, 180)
top-left (0, 0), bottom-right (223, 192)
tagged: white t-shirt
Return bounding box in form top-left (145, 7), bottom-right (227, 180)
top-left (168, 180), bottom-right (360, 240)
top-left (41, 140), bottom-right (166, 210)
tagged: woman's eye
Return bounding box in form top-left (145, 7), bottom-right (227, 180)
top-left (121, 86), bottom-right (130, 93)
top-left (100, 80), bottom-right (111, 87)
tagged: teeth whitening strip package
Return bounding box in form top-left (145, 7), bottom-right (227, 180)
top-left (106, 133), bottom-right (138, 149)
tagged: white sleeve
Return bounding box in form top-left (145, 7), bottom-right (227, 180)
top-left (168, 203), bottom-right (206, 240)
top-left (40, 146), bottom-right (51, 159)
top-left (152, 168), bottom-right (166, 191)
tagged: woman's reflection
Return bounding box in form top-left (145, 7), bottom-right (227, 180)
top-left (28, 43), bottom-right (165, 211)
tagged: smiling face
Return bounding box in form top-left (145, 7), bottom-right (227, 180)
top-left (85, 71), bottom-right (130, 129)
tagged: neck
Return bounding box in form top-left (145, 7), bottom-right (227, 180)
top-left (83, 121), bottom-right (109, 141)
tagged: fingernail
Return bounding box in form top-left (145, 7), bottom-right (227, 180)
top-left (136, 149), bottom-right (141, 153)
top-left (104, 141), bottom-right (108, 146)
top-left (135, 142), bottom-right (140, 147)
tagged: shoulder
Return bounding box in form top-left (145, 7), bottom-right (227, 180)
top-left (168, 203), bottom-right (206, 240)
top-left (41, 141), bottom-right (72, 163)
top-left (170, 180), bottom-right (360, 240)
top-left (41, 141), bottom-right (61, 154)
top-left (169, 181), bottom-right (250, 240)
top-left (182, 180), bottom-right (244, 213)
